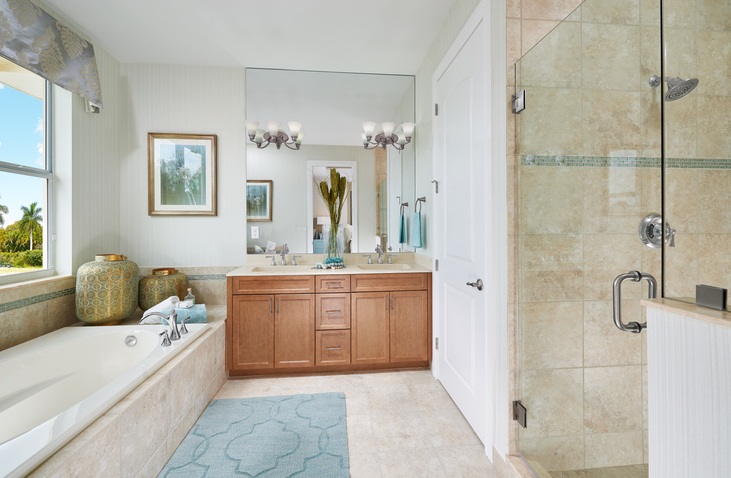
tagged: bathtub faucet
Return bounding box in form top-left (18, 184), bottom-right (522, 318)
top-left (140, 311), bottom-right (181, 342)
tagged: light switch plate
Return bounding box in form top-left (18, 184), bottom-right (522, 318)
top-left (250, 226), bottom-right (259, 239)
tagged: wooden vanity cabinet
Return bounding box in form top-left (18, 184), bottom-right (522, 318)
top-left (227, 272), bottom-right (430, 375)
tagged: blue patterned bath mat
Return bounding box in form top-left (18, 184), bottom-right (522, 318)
top-left (158, 392), bottom-right (349, 478)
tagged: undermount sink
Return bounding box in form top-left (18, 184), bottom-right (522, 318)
top-left (355, 263), bottom-right (412, 271)
top-left (250, 265), bottom-right (312, 273)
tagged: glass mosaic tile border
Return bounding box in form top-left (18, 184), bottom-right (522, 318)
top-left (0, 287), bottom-right (75, 314)
top-left (521, 155), bottom-right (731, 169)
top-left (0, 274), bottom-right (226, 313)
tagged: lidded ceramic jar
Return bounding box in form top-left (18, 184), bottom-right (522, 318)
top-left (75, 254), bottom-right (139, 325)
top-left (138, 267), bottom-right (188, 310)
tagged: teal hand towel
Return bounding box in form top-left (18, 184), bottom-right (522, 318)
top-left (399, 211), bottom-right (406, 243)
top-left (162, 304), bottom-right (208, 324)
top-left (411, 212), bottom-right (422, 248)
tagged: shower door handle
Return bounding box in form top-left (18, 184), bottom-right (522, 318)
top-left (612, 271), bottom-right (657, 333)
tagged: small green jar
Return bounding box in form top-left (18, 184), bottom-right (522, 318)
top-left (76, 254), bottom-right (139, 325)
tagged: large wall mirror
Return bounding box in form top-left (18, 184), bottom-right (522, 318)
top-left (245, 68), bottom-right (416, 255)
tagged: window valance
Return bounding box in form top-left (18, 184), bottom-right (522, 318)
top-left (0, 0), bottom-right (103, 107)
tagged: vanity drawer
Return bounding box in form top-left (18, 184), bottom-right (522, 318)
top-left (230, 275), bottom-right (315, 294)
top-left (351, 273), bottom-right (430, 292)
top-left (316, 330), bottom-right (351, 366)
top-left (316, 275), bottom-right (350, 292)
top-left (316, 293), bottom-right (351, 330)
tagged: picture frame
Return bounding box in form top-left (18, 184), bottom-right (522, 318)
top-left (246, 180), bottom-right (273, 222)
top-left (148, 133), bottom-right (217, 215)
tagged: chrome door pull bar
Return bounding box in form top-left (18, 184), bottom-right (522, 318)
top-left (612, 270), bottom-right (657, 333)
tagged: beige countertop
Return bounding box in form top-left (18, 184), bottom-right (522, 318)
top-left (642, 298), bottom-right (731, 328)
top-left (227, 252), bottom-right (433, 277)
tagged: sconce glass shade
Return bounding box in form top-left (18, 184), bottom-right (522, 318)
top-left (361, 121), bottom-right (415, 151)
top-left (245, 120), bottom-right (259, 136)
top-left (362, 121), bottom-right (377, 138)
top-left (401, 122), bottom-right (416, 138)
top-left (382, 122), bottom-right (396, 138)
top-left (246, 119), bottom-right (303, 150)
top-left (266, 121), bottom-right (280, 137)
top-left (287, 121), bottom-right (301, 138)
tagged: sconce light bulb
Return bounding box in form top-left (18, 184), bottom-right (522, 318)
top-left (267, 121), bottom-right (280, 137)
top-left (362, 121), bottom-right (376, 137)
top-left (287, 121), bottom-right (301, 138)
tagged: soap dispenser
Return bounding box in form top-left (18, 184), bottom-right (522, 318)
top-left (184, 287), bottom-right (195, 305)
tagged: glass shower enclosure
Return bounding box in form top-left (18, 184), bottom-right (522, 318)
top-left (514, 0), bottom-right (731, 476)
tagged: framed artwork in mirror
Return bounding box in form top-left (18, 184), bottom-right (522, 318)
top-left (148, 133), bottom-right (217, 215)
top-left (246, 180), bottom-right (273, 222)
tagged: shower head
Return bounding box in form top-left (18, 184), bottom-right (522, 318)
top-left (648, 75), bottom-right (699, 101)
top-left (664, 77), bottom-right (699, 101)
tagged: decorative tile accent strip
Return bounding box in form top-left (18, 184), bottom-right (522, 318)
top-left (521, 155), bottom-right (731, 169)
top-left (187, 274), bottom-right (227, 281)
top-left (0, 287), bottom-right (76, 314)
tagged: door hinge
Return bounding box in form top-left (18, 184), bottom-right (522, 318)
top-left (511, 90), bottom-right (526, 114)
top-left (434, 103), bottom-right (439, 116)
top-left (435, 337), bottom-right (439, 350)
top-left (513, 400), bottom-right (527, 428)
top-left (435, 259), bottom-right (439, 271)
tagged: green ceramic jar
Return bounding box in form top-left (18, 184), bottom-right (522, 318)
top-left (138, 268), bottom-right (188, 310)
top-left (75, 254), bottom-right (139, 325)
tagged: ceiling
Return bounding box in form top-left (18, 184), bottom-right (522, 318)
top-left (43, 0), bottom-right (457, 75)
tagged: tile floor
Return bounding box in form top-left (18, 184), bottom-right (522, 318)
top-left (215, 369), bottom-right (500, 477)
top-left (548, 465), bottom-right (648, 478)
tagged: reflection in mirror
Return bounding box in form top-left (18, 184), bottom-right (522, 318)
top-left (245, 68), bottom-right (415, 255)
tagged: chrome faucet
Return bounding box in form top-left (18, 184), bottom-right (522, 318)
top-left (362, 254), bottom-right (373, 264)
top-left (375, 244), bottom-right (384, 264)
top-left (266, 255), bottom-right (276, 266)
top-left (141, 311), bottom-right (180, 341)
top-left (280, 243), bottom-right (289, 265)
top-left (290, 255), bottom-right (301, 266)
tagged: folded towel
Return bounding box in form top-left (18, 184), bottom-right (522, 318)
top-left (410, 212), bottom-right (423, 248)
top-left (163, 304), bottom-right (208, 324)
top-left (140, 296), bottom-right (179, 323)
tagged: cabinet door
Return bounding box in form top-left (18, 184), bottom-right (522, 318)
top-left (390, 290), bottom-right (429, 363)
top-left (274, 294), bottom-right (315, 368)
top-left (231, 295), bottom-right (274, 370)
top-left (351, 292), bottom-right (390, 364)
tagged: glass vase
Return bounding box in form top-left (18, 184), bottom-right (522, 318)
top-left (324, 223), bottom-right (345, 267)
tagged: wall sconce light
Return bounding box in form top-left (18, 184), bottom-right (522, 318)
top-left (245, 120), bottom-right (303, 150)
top-left (361, 122), bottom-right (415, 150)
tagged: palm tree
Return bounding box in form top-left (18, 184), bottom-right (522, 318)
top-left (0, 196), bottom-right (8, 227)
top-left (18, 202), bottom-right (42, 250)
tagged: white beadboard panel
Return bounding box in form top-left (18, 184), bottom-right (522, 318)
top-left (647, 307), bottom-right (731, 478)
top-left (118, 64), bottom-right (247, 267)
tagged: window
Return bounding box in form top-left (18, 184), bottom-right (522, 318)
top-left (0, 56), bottom-right (53, 284)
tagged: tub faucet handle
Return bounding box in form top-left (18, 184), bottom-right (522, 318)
top-left (168, 310), bottom-right (181, 341)
top-left (159, 330), bottom-right (171, 347)
top-left (180, 317), bottom-right (190, 335)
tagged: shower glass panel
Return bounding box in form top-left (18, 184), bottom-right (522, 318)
top-left (515, 0), bottom-right (661, 476)
top-left (662, 0), bottom-right (731, 310)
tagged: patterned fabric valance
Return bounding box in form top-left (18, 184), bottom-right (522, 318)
top-left (0, 0), bottom-right (103, 107)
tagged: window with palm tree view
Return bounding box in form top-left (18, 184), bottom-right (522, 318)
top-left (0, 56), bottom-right (50, 278)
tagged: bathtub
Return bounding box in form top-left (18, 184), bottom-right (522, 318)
top-left (0, 322), bottom-right (208, 478)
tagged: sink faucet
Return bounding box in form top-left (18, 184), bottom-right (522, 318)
top-left (266, 255), bottom-right (276, 266)
top-left (375, 244), bottom-right (384, 264)
top-left (362, 254), bottom-right (373, 264)
top-left (140, 310), bottom-right (180, 341)
top-left (290, 255), bottom-right (301, 266)
top-left (280, 243), bottom-right (289, 265)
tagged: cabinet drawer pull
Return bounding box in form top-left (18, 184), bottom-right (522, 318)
top-left (325, 346), bottom-right (342, 351)
top-left (325, 309), bottom-right (341, 315)
top-left (325, 282), bottom-right (341, 289)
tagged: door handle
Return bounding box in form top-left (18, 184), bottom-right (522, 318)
top-left (466, 279), bottom-right (484, 291)
top-left (612, 270), bottom-right (657, 333)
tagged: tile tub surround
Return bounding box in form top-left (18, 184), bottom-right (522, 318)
top-left (0, 276), bottom-right (77, 352)
top-left (26, 307), bottom-right (226, 478)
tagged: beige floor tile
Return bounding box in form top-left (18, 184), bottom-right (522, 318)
top-left (378, 448), bottom-right (448, 478)
top-left (349, 452), bottom-right (383, 478)
top-left (434, 444), bottom-right (500, 478)
top-left (346, 414), bottom-right (378, 455)
top-left (422, 407), bottom-right (482, 448)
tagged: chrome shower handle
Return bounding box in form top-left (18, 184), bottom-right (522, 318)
top-left (612, 271), bottom-right (657, 333)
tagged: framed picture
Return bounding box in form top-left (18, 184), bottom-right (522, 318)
top-left (246, 180), bottom-right (273, 222)
top-left (148, 133), bottom-right (217, 215)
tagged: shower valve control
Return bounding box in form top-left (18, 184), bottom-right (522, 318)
top-left (639, 213), bottom-right (676, 248)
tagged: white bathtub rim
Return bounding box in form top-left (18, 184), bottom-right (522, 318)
top-left (0, 323), bottom-right (209, 478)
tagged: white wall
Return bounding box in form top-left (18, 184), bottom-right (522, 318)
top-left (117, 64), bottom-right (247, 267)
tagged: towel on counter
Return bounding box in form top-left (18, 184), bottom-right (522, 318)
top-left (410, 211), bottom-right (423, 248)
top-left (167, 304), bottom-right (207, 324)
top-left (139, 296), bottom-right (179, 324)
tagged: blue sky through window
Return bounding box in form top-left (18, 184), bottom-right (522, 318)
top-left (0, 83), bottom-right (45, 227)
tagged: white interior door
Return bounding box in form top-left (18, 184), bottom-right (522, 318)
top-left (434, 18), bottom-right (491, 447)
